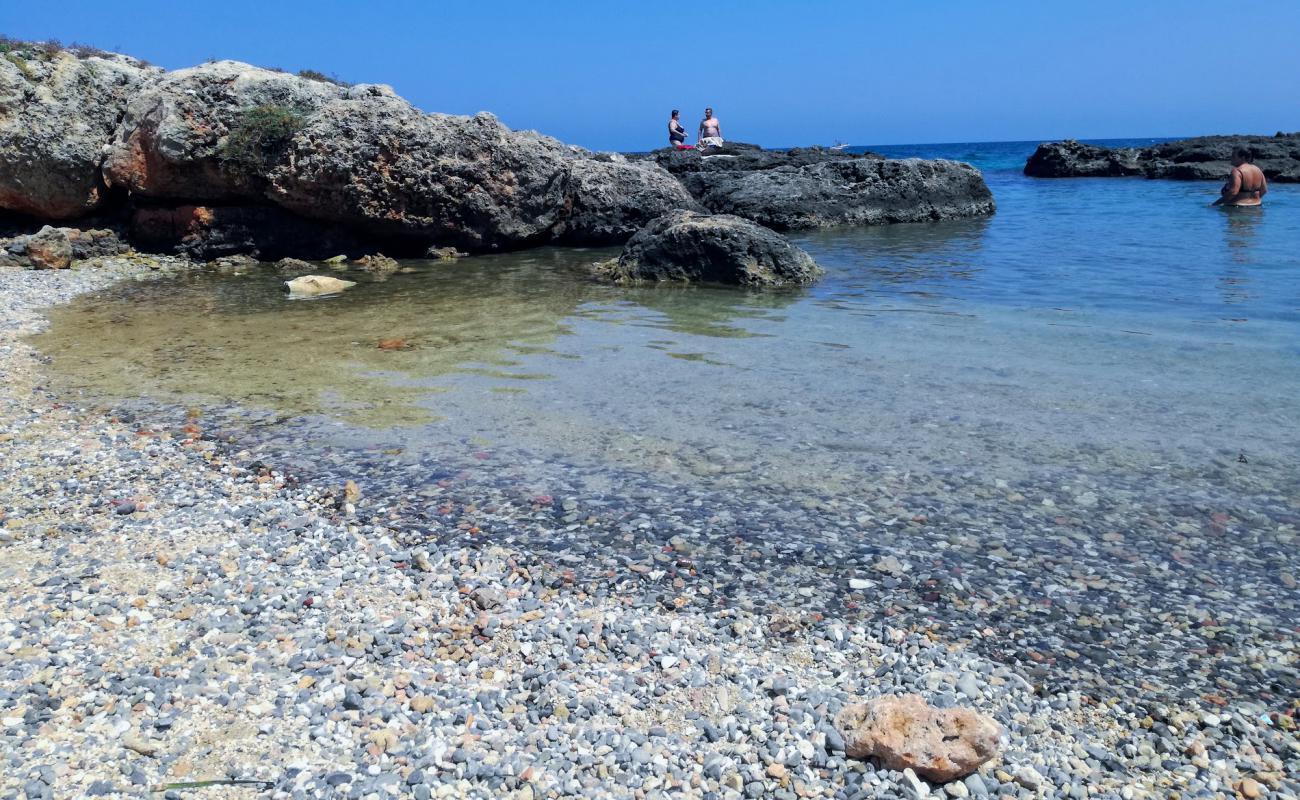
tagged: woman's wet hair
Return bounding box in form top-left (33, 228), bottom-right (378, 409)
top-left (671, 109), bottom-right (679, 117)
top-left (1233, 146), bottom-right (1254, 162)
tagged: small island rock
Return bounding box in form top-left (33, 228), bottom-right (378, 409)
top-left (606, 210), bottom-right (822, 287)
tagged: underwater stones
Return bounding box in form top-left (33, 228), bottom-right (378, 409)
top-left (284, 274), bottom-right (356, 297)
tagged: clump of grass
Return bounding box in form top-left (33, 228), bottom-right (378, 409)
top-left (297, 68), bottom-right (351, 87)
top-left (3, 52), bottom-right (35, 80)
top-left (218, 103), bottom-right (307, 178)
top-left (0, 34), bottom-right (142, 64)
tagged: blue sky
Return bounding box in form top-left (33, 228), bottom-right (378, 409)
top-left (7, 1), bottom-right (1299, 151)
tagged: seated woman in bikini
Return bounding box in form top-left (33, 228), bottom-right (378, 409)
top-left (668, 110), bottom-right (688, 147)
top-left (1215, 147), bottom-right (1268, 206)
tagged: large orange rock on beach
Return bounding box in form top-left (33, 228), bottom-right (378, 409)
top-left (834, 694), bottom-right (1002, 783)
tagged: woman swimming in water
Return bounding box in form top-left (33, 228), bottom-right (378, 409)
top-left (1215, 147), bottom-right (1268, 206)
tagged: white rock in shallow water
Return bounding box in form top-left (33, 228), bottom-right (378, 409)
top-left (284, 275), bottom-right (357, 296)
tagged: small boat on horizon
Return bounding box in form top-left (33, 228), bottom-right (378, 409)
top-left (829, 141), bottom-right (849, 151)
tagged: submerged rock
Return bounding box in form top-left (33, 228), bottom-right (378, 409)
top-left (355, 253), bottom-right (399, 273)
top-left (641, 143), bottom-right (994, 230)
top-left (606, 210), bottom-right (821, 287)
top-left (834, 694), bottom-right (1002, 783)
top-left (0, 47), bottom-right (159, 218)
top-left (284, 274), bottom-right (356, 296)
top-left (1025, 133), bottom-right (1300, 181)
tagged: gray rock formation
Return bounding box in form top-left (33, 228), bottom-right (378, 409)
top-left (641, 143), bottom-right (994, 230)
top-left (1025, 134), bottom-right (1300, 182)
top-left (0, 47), bottom-right (158, 218)
top-left (269, 96), bottom-right (695, 250)
top-left (0, 43), bottom-right (996, 259)
top-left (1140, 134), bottom-right (1300, 182)
top-left (549, 155), bottom-right (704, 245)
top-left (1023, 139), bottom-right (1142, 178)
top-left (0, 225), bottom-right (128, 269)
top-left (605, 210), bottom-right (821, 286)
top-left (102, 60), bottom-right (350, 201)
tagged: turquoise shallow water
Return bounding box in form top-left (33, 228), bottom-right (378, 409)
top-left (38, 139), bottom-right (1300, 487)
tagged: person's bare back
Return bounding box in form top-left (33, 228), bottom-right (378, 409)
top-left (1217, 147), bottom-right (1268, 206)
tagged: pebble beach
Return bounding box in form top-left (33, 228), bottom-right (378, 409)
top-left (2, 260), bottom-right (1298, 799)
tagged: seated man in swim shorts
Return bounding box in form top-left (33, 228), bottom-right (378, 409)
top-left (1214, 147), bottom-right (1268, 206)
top-left (698, 107), bottom-right (724, 149)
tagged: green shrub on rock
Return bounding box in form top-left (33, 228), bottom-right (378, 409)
top-left (297, 69), bottom-right (351, 87)
top-left (218, 104), bottom-right (306, 178)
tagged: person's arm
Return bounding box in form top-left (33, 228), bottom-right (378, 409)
top-left (1259, 171), bottom-right (1268, 198)
top-left (698, 120), bottom-right (706, 139)
top-left (1222, 167), bottom-right (1242, 198)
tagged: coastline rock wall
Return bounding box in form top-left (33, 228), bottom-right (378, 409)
top-left (1025, 134), bottom-right (1300, 181)
top-left (643, 143), bottom-right (995, 230)
top-left (102, 60), bottom-right (351, 201)
top-left (0, 50), bottom-right (159, 218)
top-left (0, 42), bottom-right (995, 262)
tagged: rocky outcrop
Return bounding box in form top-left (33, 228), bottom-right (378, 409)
top-left (102, 60), bottom-right (349, 201)
top-left (835, 694), bottom-right (1002, 783)
top-left (1023, 140), bottom-right (1142, 178)
top-left (1025, 134), bottom-right (1300, 181)
top-left (0, 43), bottom-right (996, 261)
top-left (0, 225), bottom-right (128, 269)
top-left (549, 155), bottom-right (704, 245)
top-left (268, 95), bottom-right (695, 250)
top-left (1141, 134), bottom-right (1300, 181)
top-left (640, 143), bottom-right (994, 230)
top-left (604, 210), bottom-right (821, 286)
top-left (0, 47), bottom-right (159, 218)
top-left (129, 204), bottom-right (370, 261)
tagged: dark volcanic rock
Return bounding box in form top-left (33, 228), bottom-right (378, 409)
top-left (129, 204), bottom-right (371, 260)
top-left (269, 95), bottom-right (695, 251)
top-left (0, 47), bottom-right (159, 218)
top-left (1025, 133), bottom-right (1300, 182)
top-left (549, 155), bottom-right (705, 246)
top-left (1141, 134), bottom-right (1300, 182)
top-left (639, 143), bottom-right (993, 230)
top-left (0, 225), bottom-right (127, 269)
top-left (1023, 140), bottom-right (1142, 178)
top-left (605, 210), bottom-right (821, 286)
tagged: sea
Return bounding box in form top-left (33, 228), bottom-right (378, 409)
top-left (32, 138), bottom-right (1300, 699)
